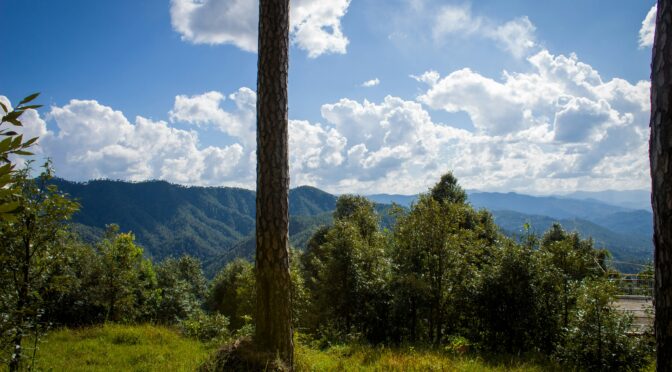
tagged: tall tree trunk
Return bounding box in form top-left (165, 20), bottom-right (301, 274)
top-left (255, 0), bottom-right (293, 367)
top-left (650, 1), bottom-right (672, 370)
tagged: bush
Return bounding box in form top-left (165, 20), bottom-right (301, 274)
top-left (179, 311), bottom-right (230, 343)
top-left (557, 280), bottom-right (652, 371)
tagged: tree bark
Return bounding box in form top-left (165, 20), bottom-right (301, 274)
top-left (650, 1), bottom-right (672, 370)
top-left (255, 0), bottom-right (293, 367)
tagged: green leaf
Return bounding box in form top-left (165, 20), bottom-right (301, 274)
top-left (0, 137), bottom-right (12, 152)
top-left (24, 137), bottom-right (38, 146)
top-left (12, 150), bottom-right (33, 156)
top-left (0, 163), bottom-right (12, 174)
top-left (12, 135), bottom-right (23, 148)
top-left (18, 92), bottom-right (40, 106)
top-left (2, 110), bottom-right (22, 122)
top-left (0, 102), bottom-right (7, 114)
top-left (19, 104), bottom-right (42, 110)
top-left (2, 131), bottom-right (18, 136)
top-left (0, 201), bottom-right (21, 214)
top-left (5, 117), bottom-right (22, 126)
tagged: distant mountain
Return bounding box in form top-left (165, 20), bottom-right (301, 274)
top-left (366, 190), bottom-right (653, 271)
top-left (467, 191), bottom-right (632, 221)
top-left (490, 210), bottom-right (652, 271)
top-left (591, 210), bottom-right (653, 238)
top-left (367, 191), bottom-right (651, 229)
top-left (52, 178), bottom-right (652, 275)
top-left (562, 190), bottom-right (651, 211)
top-left (52, 179), bottom-right (336, 262)
top-left (366, 194), bottom-right (418, 207)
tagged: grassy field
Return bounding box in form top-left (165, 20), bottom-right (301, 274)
top-left (17, 324), bottom-right (651, 371)
top-left (31, 324), bottom-right (215, 371)
top-left (295, 342), bottom-right (563, 372)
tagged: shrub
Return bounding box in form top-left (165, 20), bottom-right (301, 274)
top-left (557, 280), bottom-right (652, 371)
top-left (180, 311), bottom-right (230, 343)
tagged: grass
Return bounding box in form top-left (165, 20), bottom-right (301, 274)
top-left (30, 323), bottom-right (216, 371)
top-left (18, 324), bottom-right (653, 371)
top-left (295, 342), bottom-right (563, 372)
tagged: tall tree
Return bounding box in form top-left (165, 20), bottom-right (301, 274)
top-left (255, 0), bottom-right (293, 366)
top-left (650, 1), bottom-right (672, 369)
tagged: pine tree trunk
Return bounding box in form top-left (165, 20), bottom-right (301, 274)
top-left (650, 1), bottom-right (672, 370)
top-left (255, 0), bottom-right (293, 367)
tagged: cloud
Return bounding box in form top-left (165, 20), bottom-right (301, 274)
top-left (291, 0), bottom-right (351, 58)
top-left (170, 0), bottom-right (351, 58)
top-left (361, 78), bottom-right (380, 87)
top-left (412, 49), bottom-right (650, 192)
top-left (5, 46), bottom-right (649, 194)
top-left (169, 88), bottom-right (256, 146)
top-left (432, 4), bottom-right (482, 37)
top-left (3, 97), bottom-right (253, 187)
top-left (410, 70), bottom-right (440, 86)
top-left (490, 17), bottom-right (536, 59)
top-left (639, 4), bottom-right (657, 48)
top-left (432, 4), bottom-right (536, 58)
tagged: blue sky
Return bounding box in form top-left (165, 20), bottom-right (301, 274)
top-left (0, 0), bottom-right (656, 195)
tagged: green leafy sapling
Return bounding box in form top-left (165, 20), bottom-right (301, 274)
top-left (0, 93), bottom-right (41, 219)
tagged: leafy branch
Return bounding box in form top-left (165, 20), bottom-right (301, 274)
top-left (0, 93), bottom-right (41, 218)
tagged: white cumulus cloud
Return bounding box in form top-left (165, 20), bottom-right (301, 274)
top-left (3, 46), bottom-right (650, 194)
top-left (170, 0), bottom-right (351, 58)
top-left (413, 49), bottom-right (650, 193)
top-left (432, 4), bottom-right (536, 58)
top-left (2, 97), bottom-right (253, 187)
top-left (639, 4), bottom-right (657, 48)
top-left (361, 78), bottom-right (380, 87)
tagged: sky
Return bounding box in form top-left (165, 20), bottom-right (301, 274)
top-left (0, 0), bottom-right (657, 195)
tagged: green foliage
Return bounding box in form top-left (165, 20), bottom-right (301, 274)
top-left (179, 311), bottom-right (230, 343)
top-left (155, 255), bottom-right (208, 323)
top-left (0, 163), bottom-right (79, 369)
top-left (391, 194), bottom-right (475, 344)
top-left (0, 93), bottom-right (41, 220)
top-left (290, 249), bottom-right (310, 328)
top-left (429, 171), bottom-right (467, 205)
top-left (302, 195), bottom-right (391, 343)
top-left (557, 280), bottom-right (652, 370)
top-left (41, 238), bottom-right (107, 325)
top-left (94, 225), bottom-right (158, 322)
top-left (390, 180), bottom-right (499, 345)
top-left (474, 241), bottom-right (546, 353)
top-left (207, 259), bottom-right (256, 331)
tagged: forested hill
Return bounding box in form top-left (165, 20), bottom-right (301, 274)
top-left (52, 178), bottom-right (652, 273)
top-left (51, 179), bottom-right (337, 261)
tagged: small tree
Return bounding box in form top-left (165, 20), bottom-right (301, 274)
top-left (0, 163), bottom-right (79, 371)
top-left (303, 196), bottom-right (390, 343)
top-left (558, 280), bottom-right (651, 370)
top-left (154, 255), bottom-right (207, 323)
top-left (430, 171), bottom-right (467, 205)
top-left (208, 259), bottom-right (256, 331)
top-left (94, 225), bottom-right (155, 322)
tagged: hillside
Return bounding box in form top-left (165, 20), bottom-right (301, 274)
top-left (52, 179), bottom-right (653, 274)
top-left (52, 179), bottom-right (336, 261)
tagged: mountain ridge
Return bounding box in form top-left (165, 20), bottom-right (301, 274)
top-left (50, 178), bottom-right (652, 274)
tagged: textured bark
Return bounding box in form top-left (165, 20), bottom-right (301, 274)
top-left (651, 1), bottom-right (672, 370)
top-left (255, 0), bottom-right (293, 367)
